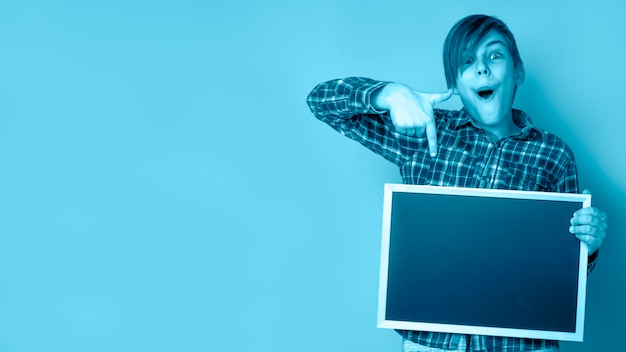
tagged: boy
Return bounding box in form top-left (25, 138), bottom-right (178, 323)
top-left (306, 15), bottom-right (607, 352)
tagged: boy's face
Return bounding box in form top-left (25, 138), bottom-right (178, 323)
top-left (454, 30), bottom-right (524, 135)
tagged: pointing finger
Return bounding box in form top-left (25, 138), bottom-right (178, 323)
top-left (428, 89), bottom-right (454, 105)
top-left (426, 121), bottom-right (438, 157)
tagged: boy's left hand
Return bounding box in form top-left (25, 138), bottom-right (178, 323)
top-left (569, 190), bottom-right (607, 255)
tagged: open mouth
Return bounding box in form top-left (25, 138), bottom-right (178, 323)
top-left (477, 89), bottom-right (494, 99)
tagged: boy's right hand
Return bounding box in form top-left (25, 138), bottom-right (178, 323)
top-left (372, 83), bottom-right (453, 157)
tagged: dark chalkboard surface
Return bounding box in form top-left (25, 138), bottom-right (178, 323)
top-left (377, 184), bottom-right (590, 342)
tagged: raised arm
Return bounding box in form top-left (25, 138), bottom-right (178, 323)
top-left (306, 77), bottom-right (389, 124)
top-left (306, 77), bottom-right (407, 166)
top-left (306, 77), bottom-right (452, 163)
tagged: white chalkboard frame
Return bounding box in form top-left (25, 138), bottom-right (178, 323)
top-left (377, 184), bottom-right (590, 342)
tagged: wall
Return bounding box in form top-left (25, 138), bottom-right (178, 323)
top-left (0, 1), bottom-right (623, 351)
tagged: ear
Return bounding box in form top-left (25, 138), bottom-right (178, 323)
top-left (515, 68), bottom-right (525, 86)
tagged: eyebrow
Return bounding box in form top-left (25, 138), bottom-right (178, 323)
top-left (485, 40), bottom-right (506, 48)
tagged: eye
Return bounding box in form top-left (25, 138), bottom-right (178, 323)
top-left (489, 52), bottom-right (503, 60)
top-left (463, 57), bottom-right (474, 65)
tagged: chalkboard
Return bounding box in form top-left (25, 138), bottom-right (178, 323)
top-left (377, 184), bottom-right (590, 342)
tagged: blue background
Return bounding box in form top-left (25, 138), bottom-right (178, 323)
top-left (0, 1), bottom-right (623, 351)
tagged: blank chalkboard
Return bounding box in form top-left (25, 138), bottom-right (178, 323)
top-left (377, 184), bottom-right (590, 342)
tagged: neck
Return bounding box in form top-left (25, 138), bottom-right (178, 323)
top-left (470, 114), bottom-right (520, 140)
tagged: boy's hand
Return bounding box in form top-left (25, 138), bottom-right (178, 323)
top-left (569, 190), bottom-right (607, 254)
top-left (372, 83), bottom-right (453, 157)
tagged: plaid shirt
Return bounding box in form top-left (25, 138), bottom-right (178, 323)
top-left (307, 77), bottom-right (598, 351)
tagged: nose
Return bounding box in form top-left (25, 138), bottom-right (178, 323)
top-left (476, 61), bottom-right (489, 76)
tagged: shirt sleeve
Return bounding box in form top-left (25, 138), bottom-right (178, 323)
top-left (306, 77), bottom-right (422, 166)
top-left (554, 152), bottom-right (579, 194)
top-left (553, 150), bottom-right (599, 274)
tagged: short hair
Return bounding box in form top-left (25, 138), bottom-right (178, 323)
top-left (443, 15), bottom-right (525, 89)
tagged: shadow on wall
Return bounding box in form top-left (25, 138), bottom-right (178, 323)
top-left (520, 76), bottom-right (625, 351)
